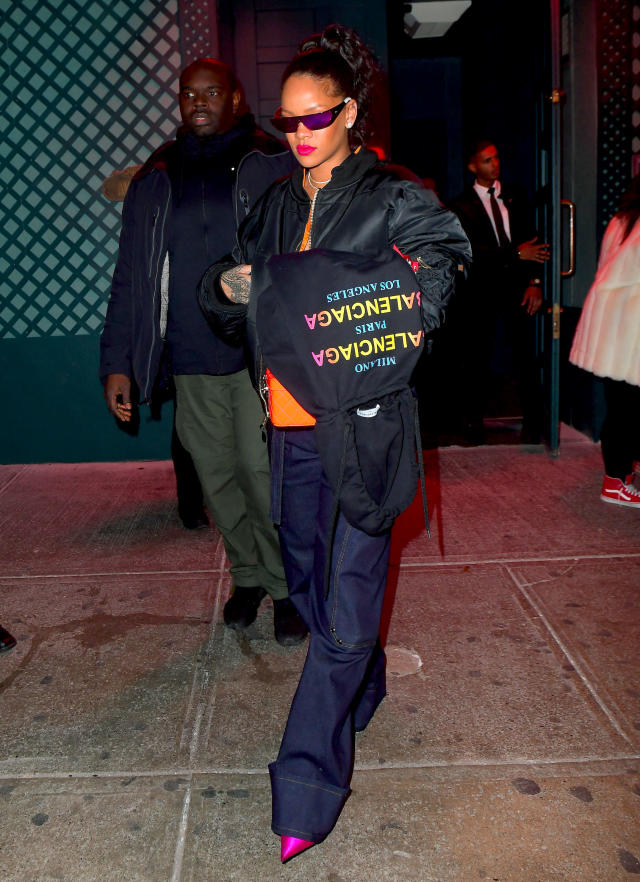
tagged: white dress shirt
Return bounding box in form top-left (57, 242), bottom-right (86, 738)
top-left (474, 179), bottom-right (512, 244)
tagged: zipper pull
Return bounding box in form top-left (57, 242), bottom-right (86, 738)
top-left (257, 356), bottom-right (270, 437)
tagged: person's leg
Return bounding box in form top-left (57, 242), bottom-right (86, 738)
top-left (633, 384), bottom-right (640, 468)
top-left (174, 373), bottom-right (261, 587)
top-left (226, 373), bottom-right (306, 644)
top-left (176, 373), bottom-right (306, 642)
top-left (228, 370), bottom-right (288, 600)
top-left (274, 429), bottom-right (323, 626)
top-left (352, 640), bottom-right (387, 732)
top-left (506, 303), bottom-right (544, 442)
top-left (599, 379), bottom-right (640, 506)
top-left (601, 378), bottom-right (640, 479)
top-left (458, 284), bottom-right (496, 442)
top-left (270, 441), bottom-right (391, 842)
top-left (171, 411), bottom-right (208, 529)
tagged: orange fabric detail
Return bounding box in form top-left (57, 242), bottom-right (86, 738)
top-left (266, 368), bottom-right (316, 427)
top-left (263, 168), bottom-right (331, 426)
top-left (300, 203), bottom-right (313, 251)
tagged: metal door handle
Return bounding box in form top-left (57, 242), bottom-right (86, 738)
top-left (561, 199), bottom-right (575, 277)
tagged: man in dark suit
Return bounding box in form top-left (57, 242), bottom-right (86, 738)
top-left (449, 140), bottom-right (549, 443)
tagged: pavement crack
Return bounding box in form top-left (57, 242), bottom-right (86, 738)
top-left (506, 560), bottom-right (579, 588)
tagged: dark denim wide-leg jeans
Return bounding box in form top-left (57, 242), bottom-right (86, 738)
top-left (269, 428), bottom-right (390, 843)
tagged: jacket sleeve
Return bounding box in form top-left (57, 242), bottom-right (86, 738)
top-left (198, 184), bottom-right (276, 343)
top-left (388, 183), bottom-right (472, 333)
top-left (199, 257), bottom-right (248, 346)
top-left (99, 185), bottom-right (137, 381)
top-left (455, 188), bottom-right (543, 289)
top-left (509, 189), bottom-right (545, 290)
top-left (596, 215), bottom-right (625, 270)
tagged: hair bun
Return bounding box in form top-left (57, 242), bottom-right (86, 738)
top-left (283, 24), bottom-right (382, 146)
top-left (298, 33), bottom-right (322, 53)
top-left (319, 23), bottom-right (348, 52)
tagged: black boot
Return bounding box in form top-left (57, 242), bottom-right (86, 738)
top-left (273, 598), bottom-right (308, 646)
top-left (178, 507), bottom-right (209, 530)
top-left (172, 423), bottom-right (208, 529)
top-left (0, 626), bottom-right (17, 653)
top-left (223, 586), bottom-right (266, 629)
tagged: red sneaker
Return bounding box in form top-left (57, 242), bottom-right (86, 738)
top-left (600, 475), bottom-right (640, 508)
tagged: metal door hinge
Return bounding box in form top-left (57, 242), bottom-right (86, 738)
top-left (549, 302), bottom-right (563, 339)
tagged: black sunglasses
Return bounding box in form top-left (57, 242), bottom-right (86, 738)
top-left (271, 97), bottom-right (351, 133)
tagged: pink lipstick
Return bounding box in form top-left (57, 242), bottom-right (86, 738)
top-left (296, 145), bottom-right (316, 156)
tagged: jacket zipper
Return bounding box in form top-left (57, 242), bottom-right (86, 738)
top-left (257, 352), bottom-right (270, 430)
top-left (233, 152), bottom-right (250, 228)
top-left (201, 178), bottom-right (210, 259)
top-left (144, 191), bottom-right (170, 396)
top-left (147, 209), bottom-right (159, 278)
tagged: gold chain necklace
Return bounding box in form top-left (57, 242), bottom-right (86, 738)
top-left (303, 188), bottom-right (318, 250)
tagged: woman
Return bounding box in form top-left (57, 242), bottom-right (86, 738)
top-left (569, 174), bottom-right (640, 507)
top-left (200, 24), bottom-right (471, 860)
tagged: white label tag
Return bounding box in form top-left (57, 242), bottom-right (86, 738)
top-left (356, 404), bottom-right (380, 419)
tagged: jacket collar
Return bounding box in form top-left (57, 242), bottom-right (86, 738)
top-left (133, 114), bottom-right (285, 182)
top-left (469, 180), bottom-right (513, 206)
top-left (289, 147), bottom-right (379, 201)
top-left (175, 113), bottom-right (257, 160)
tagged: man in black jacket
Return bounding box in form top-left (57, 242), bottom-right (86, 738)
top-left (449, 140), bottom-right (549, 443)
top-left (100, 58), bottom-right (306, 645)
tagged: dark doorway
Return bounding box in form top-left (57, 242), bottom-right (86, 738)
top-left (386, 0), bottom-right (551, 448)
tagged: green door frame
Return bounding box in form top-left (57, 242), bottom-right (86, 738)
top-left (536, 0), bottom-right (563, 456)
top-left (548, 0), bottom-right (563, 456)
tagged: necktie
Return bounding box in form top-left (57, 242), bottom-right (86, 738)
top-left (487, 186), bottom-right (510, 248)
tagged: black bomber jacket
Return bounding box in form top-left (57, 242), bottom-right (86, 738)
top-left (199, 147), bottom-right (472, 379)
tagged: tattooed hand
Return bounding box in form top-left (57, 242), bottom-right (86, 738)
top-left (220, 264), bottom-right (252, 304)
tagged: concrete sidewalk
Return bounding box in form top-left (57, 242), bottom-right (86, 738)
top-left (1, 425), bottom-right (639, 882)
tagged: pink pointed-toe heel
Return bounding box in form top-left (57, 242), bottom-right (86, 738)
top-left (280, 835), bottom-right (315, 862)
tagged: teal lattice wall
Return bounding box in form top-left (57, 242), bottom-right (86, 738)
top-left (1, 0), bottom-right (182, 462)
top-left (1, 0), bottom-right (181, 340)
top-left (0, 0), bottom-right (389, 463)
